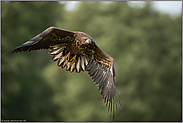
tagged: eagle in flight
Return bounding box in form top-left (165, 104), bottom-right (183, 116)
top-left (4, 27), bottom-right (121, 117)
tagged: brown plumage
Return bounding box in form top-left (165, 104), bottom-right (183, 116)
top-left (4, 27), bottom-right (121, 117)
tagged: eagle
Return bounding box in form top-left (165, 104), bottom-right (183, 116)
top-left (4, 27), bottom-right (121, 117)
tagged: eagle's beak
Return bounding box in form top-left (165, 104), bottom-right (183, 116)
top-left (85, 39), bottom-right (92, 44)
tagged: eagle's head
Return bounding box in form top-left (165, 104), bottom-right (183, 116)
top-left (75, 32), bottom-right (93, 47)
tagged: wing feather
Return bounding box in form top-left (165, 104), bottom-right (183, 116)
top-left (98, 68), bottom-right (108, 91)
top-left (85, 59), bottom-right (94, 71)
top-left (62, 60), bottom-right (68, 69)
top-left (76, 57), bottom-right (81, 73)
top-left (49, 47), bottom-right (64, 55)
top-left (87, 60), bottom-right (97, 75)
top-left (88, 67), bottom-right (96, 77)
top-left (81, 56), bottom-right (85, 71)
top-left (52, 52), bottom-right (63, 61)
top-left (94, 70), bottom-right (103, 85)
top-left (66, 62), bottom-right (72, 71)
top-left (70, 63), bottom-right (75, 73)
top-left (91, 67), bottom-right (100, 81)
top-left (83, 55), bottom-right (88, 66)
top-left (57, 57), bottom-right (66, 67)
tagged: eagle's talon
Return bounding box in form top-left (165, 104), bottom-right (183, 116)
top-left (65, 52), bottom-right (70, 61)
top-left (70, 55), bottom-right (77, 63)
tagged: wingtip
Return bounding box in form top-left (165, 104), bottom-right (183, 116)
top-left (3, 48), bottom-right (15, 57)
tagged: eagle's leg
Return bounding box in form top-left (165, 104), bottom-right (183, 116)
top-left (70, 55), bottom-right (77, 63)
top-left (65, 52), bottom-right (70, 61)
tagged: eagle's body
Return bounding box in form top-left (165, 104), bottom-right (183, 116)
top-left (4, 27), bottom-right (121, 117)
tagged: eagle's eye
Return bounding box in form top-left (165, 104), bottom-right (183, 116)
top-left (84, 39), bottom-right (92, 44)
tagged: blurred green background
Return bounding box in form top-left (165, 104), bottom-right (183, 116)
top-left (1, 1), bottom-right (182, 122)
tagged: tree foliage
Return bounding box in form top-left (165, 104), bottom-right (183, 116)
top-left (1, 1), bottom-right (182, 121)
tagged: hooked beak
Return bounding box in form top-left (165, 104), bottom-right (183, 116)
top-left (85, 39), bottom-right (92, 44)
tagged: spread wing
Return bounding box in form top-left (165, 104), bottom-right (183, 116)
top-left (4, 27), bottom-right (75, 56)
top-left (86, 45), bottom-right (121, 118)
top-left (4, 27), bottom-right (90, 74)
